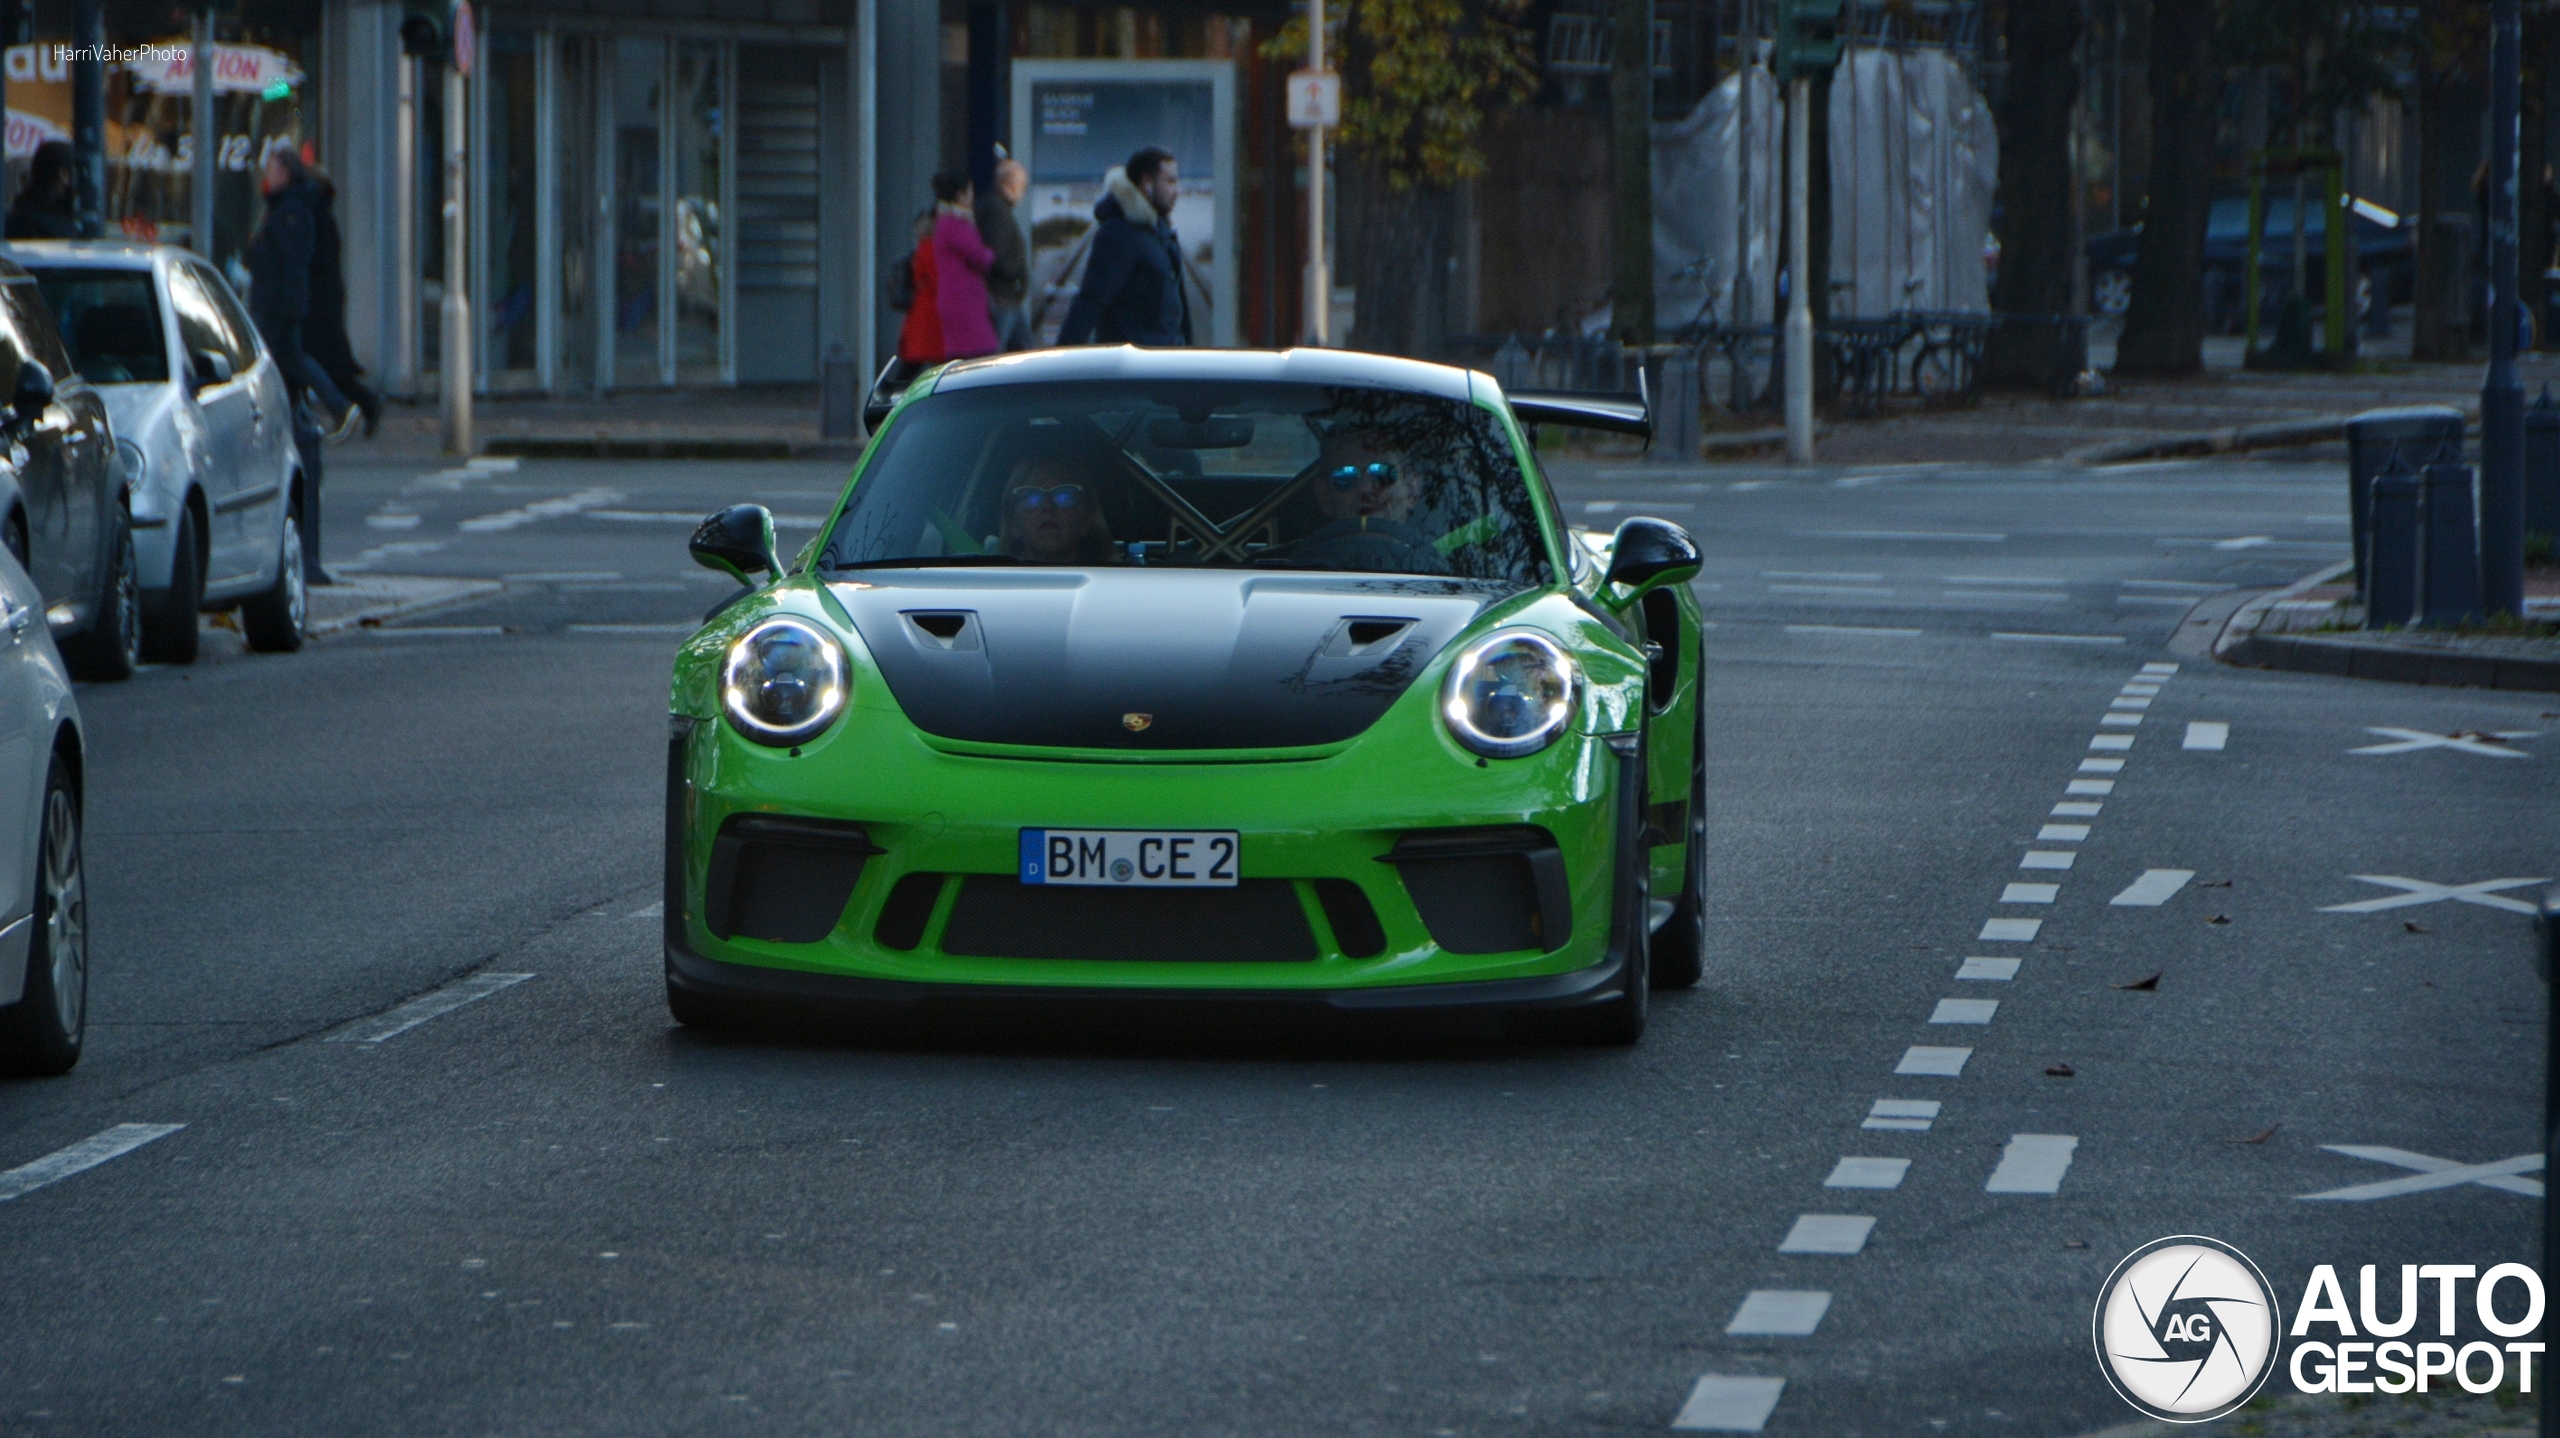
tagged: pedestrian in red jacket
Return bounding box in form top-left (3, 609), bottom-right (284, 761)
top-left (897, 207), bottom-right (943, 364)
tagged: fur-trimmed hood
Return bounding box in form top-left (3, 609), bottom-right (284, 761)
top-left (1096, 166), bottom-right (1162, 227)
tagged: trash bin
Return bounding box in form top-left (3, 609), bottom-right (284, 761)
top-left (2366, 455), bottom-right (2421, 628)
top-left (2527, 384), bottom-right (2559, 551)
top-left (2345, 405), bottom-right (2466, 598)
top-left (2420, 459), bottom-right (2483, 628)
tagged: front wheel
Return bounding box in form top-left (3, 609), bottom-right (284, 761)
top-left (241, 511), bottom-right (307, 653)
top-left (0, 760), bottom-right (86, 1076)
top-left (61, 522), bottom-right (139, 681)
top-left (139, 506), bottom-right (202, 665)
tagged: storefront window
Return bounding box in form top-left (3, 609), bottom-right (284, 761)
top-left (611, 36), bottom-right (661, 386)
top-left (673, 43), bottom-right (721, 381)
top-left (484, 31), bottom-right (539, 383)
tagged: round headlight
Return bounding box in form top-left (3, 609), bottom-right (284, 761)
top-left (720, 618), bottom-right (848, 745)
top-left (1440, 630), bottom-right (1578, 759)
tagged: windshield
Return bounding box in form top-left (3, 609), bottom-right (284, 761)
top-left (818, 380), bottom-right (1553, 586)
top-left (30, 269), bottom-right (167, 384)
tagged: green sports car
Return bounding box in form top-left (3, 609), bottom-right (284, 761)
top-left (663, 347), bottom-right (1705, 1044)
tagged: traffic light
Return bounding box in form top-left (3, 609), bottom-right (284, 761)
top-left (1774, 0), bottom-right (1840, 81)
top-left (398, 0), bottom-right (449, 60)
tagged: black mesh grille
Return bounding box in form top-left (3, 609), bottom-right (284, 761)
top-left (704, 816), bottom-right (878, 944)
top-left (1314, 879), bottom-right (1387, 958)
top-left (1396, 854), bottom-right (1543, 954)
top-left (939, 876), bottom-right (1318, 962)
top-left (874, 873), bottom-right (944, 950)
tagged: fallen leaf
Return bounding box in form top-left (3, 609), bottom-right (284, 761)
top-left (2045, 1062), bottom-right (2076, 1078)
top-left (2206, 914), bottom-right (2231, 925)
top-left (2224, 1124), bottom-right (2280, 1145)
top-left (2450, 730), bottom-right (2507, 743)
top-left (2423, 980), bottom-right (2437, 989)
top-left (2198, 879), bottom-right (2233, 888)
top-left (2404, 921), bottom-right (2430, 934)
top-left (2111, 971), bottom-right (2163, 991)
top-left (2063, 1240), bottom-right (2091, 1249)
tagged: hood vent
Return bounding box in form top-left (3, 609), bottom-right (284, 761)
top-left (1327, 617), bottom-right (1418, 658)
top-left (904, 610), bottom-right (980, 650)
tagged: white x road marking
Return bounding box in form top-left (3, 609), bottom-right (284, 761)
top-left (2319, 875), bottom-right (2551, 915)
top-left (2349, 727), bottom-right (2539, 758)
top-left (2298, 1146), bottom-right (2545, 1201)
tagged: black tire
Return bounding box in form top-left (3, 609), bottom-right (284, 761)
top-left (61, 520), bottom-right (139, 681)
top-left (139, 505), bottom-right (202, 665)
top-left (1651, 642), bottom-right (1708, 990)
top-left (0, 760), bottom-right (86, 1077)
top-left (240, 511), bottom-right (307, 653)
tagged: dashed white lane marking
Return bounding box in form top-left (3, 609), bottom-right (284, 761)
top-left (2350, 726), bottom-right (2538, 758)
top-left (2298, 1147), bottom-right (2545, 1202)
top-left (2110, 869), bottom-right (2194, 907)
top-left (2109, 696), bottom-right (2153, 711)
top-left (1824, 1157), bottom-right (1911, 1189)
top-left (2140, 662), bottom-right (2180, 675)
top-left (2081, 756), bottom-right (2126, 772)
top-left (326, 973), bottom-right (534, 1043)
top-left (365, 512), bottom-right (423, 530)
top-left (505, 571), bottom-right (624, 583)
top-left (2000, 882), bottom-right (2058, 904)
top-left (1725, 1291), bottom-right (1833, 1336)
top-left (1777, 1215), bottom-right (1876, 1254)
top-left (1769, 584), bottom-right (1895, 597)
top-left (2021, 851), bottom-right (2075, 870)
top-left (1930, 998), bottom-right (1998, 1025)
top-left (2098, 712), bottom-right (2142, 728)
top-left (2318, 875), bottom-right (2551, 915)
top-left (0, 1124), bottom-right (186, 1203)
top-left (1864, 1099), bottom-right (1941, 1131)
top-left (2118, 594), bottom-right (2200, 606)
top-left (2214, 536), bottom-right (2274, 549)
top-left (1955, 957), bottom-right (2019, 980)
top-left (2123, 580), bottom-right (2222, 592)
top-left (1672, 1374), bottom-right (1788, 1431)
top-left (1946, 575), bottom-right (2065, 586)
top-left (1978, 918), bottom-right (2041, 942)
top-left (1784, 624), bottom-right (1924, 637)
top-left (629, 901), bottom-right (664, 920)
top-left (1763, 570), bottom-right (1882, 582)
top-left (2051, 801), bottom-right (2103, 817)
top-left (365, 626), bottom-right (509, 637)
top-left (2122, 682), bottom-right (2163, 695)
top-left (460, 488), bottom-right (625, 533)
top-left (1943, 589), bottom-right (2069, 603)
top-left (1992, 632), bottom-right (2127, 645)
top-left (2184, 721), bottom-right (2230, 751)
top-left (2039, 823), bottom-right (2091, 841)
top-left (589, 510), bottom-right (832, 527)
top-left (1984, 1134), bottom-right (2080, 1194)
top-left (2089, 734), bottom-right (2134, 752)
top-left (1815, 529), bottom-right (2004, 542)
top-left (568, 624), bottom-right (701, 635)
top-left (2066, 778), bottom-right (2115, 795)
top-left (1896, 1045), bottom-right (1972, 1076)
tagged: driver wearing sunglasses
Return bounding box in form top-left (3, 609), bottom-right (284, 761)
top-left (998, 456), bottom-right (1116, 564)
top-left (1287, 428), bottom-right (1447, 574)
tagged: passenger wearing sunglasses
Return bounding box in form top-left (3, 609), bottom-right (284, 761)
top-left (1286, 430), bottom-right (1448, 574)
top-left (997, 457), bottom-right (1116, 564)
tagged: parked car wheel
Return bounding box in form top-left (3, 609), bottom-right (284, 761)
top-left (61, 520), bottom-right (139, 682)
top-left (2092, 267), bottom-right (2134, 316)
top-left (240, 511), bottom-right (306, 653)
top-left (0, 759), bottom-right (86, 1077)
top-left (139, 506), bottom-right (201, 665)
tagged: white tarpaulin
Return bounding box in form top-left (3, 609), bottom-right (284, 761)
top-left (1650, 52), bottom-right (1992, 330)
top-left (1652, 65), bottom-right (1782, 332)
top-left (1825, 46), bottom-right (1998, 317)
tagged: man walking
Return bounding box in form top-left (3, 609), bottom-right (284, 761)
top-left (978, 154), bottom-right (1032, 351)
top-left (245, 147), bottom-right (346, 582)
top-left (1058, 146), bottom-right (1191, 347)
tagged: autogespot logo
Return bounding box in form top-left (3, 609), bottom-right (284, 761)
top-left (2093, 1236), bottom-right (2282, 1422)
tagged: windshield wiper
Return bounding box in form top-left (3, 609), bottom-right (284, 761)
top-left (828, 554), bottom-right (1026, 571)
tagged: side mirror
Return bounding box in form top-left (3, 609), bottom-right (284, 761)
top-left (9, 360), bottom-right (53, 427)
top-left (863, 357), bottom-right (912, 432)
top-left (690, 503), bottom-right (781, 585)
top-left (1601, 516), bottom-right (1701, 607)
top-left (189, 348), bottom-right (233, 389)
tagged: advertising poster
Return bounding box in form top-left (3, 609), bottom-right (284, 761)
top-left (1011, 59), bottom-right (1235, 349)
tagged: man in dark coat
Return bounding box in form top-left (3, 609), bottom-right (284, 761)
top-left (302, 170), bottom-right (379, 437)
top-left (245, 147), bottom-right (346, 582)
top-left (977, 156), bottom-right (1032, 351)
top-left (5, 142), bottom-right (78, 240)
top-left (1058, 146), bottom-right (1191, 347)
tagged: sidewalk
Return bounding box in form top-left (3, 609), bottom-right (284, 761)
top-left (2209, 560), bottom-right (2560, 694)
top-left (351, 384), bottom-right (854, 465)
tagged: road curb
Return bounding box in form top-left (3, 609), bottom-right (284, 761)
top-left (305, 576), bottom-right (507, 638)
top-left (2209, 561), bottom-right (2560, 693)
top-left (2064, 414), bottom-right (2366, 466)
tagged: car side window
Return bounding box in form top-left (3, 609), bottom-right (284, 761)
top-left (192, 265), bottom-right (263, 368)
top-left (166, 265), bottom-right (242, 380)
top-left (0, 282), bottom-right (75, 382)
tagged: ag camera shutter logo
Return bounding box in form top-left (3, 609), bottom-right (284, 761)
top-left (2093, 1235), bottom-right (2282, 1422)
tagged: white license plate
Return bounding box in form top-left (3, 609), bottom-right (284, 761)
top-left (1019, 829), bottom-right (1239, 887)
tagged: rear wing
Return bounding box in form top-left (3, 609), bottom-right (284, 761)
top-left (1504, 369), bottom-right (1653, 440)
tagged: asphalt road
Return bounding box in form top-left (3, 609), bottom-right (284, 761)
top-left (0, 448), bottom-right (2547, 1436)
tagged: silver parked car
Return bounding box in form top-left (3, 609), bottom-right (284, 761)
top-left (0, 544), bottom-right (85, 1075)
top-left (14, 241), bottom-right (307, 662)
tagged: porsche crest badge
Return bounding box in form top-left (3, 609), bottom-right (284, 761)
top-left (1121, 713), bottom-right (1153, 732)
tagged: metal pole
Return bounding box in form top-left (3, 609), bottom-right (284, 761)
top-left (1306, 0), bottom-right (1328, 347)
top-left (1785, 73), bottom-right (1813, 463)
top-left (441, 64), bottom-right (473, 455)
top-left (192, 8), bottom-right (215, 260)
top-left (2482, 0), bottom-right (2526, 618)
